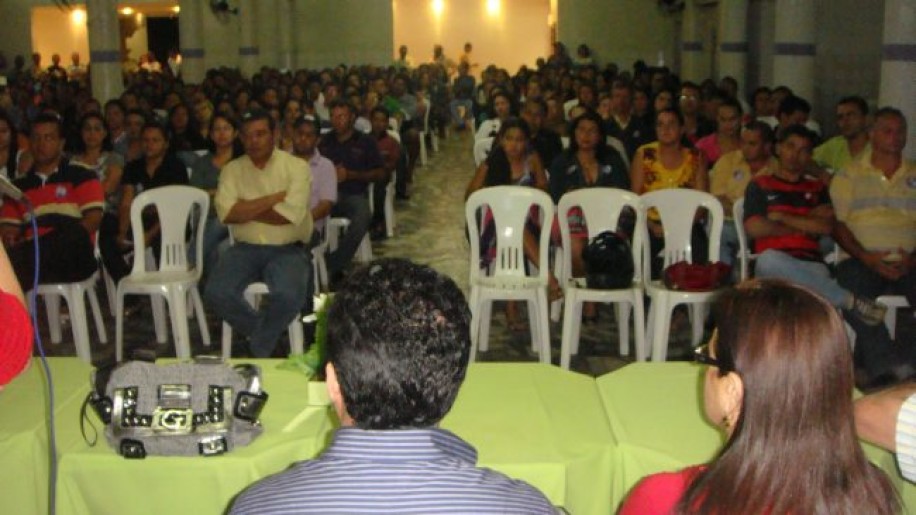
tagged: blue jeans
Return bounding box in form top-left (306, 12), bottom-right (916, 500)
top-left (190, 213), bottom-right (230, 279)
top-left (204, 242), bottom-right (311, 357)
top-left (836, 257), bottom-right (916, 377)
top-left (719, 220), bottom-right (739, 268)
top-left (327, 193), bottom-right (371, 276)
top-left (754, 249), bottom-right (851, 308)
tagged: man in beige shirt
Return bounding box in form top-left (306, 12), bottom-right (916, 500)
top-left (710, 120), bottom-right (777, 267)
top-left (205, 109), bottom-right (313, 357)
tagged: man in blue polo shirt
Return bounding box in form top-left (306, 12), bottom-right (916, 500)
top-left (230, 258), bottom-right (555, 514)
top-left (318, 100), bottom-right (384, 279)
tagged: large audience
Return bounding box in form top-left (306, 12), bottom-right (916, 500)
top-left (0, 40), bottom-right (914, 513)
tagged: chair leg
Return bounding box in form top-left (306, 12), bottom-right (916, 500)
top-left (67, 286), bottom-right (92, 363)
top-left (478, 298), bottom-right (493, 352)
top-left (190, 287), bottom-right (210, 347)
top-left (651, 295), bottom-right (672, 362)
top-left (419, 134), bottom-right (428, 166)
top-left (44, 293), bottom-right (63, 344)
top-left (87, 283), bottom-right (108, 344)
top-left (384, 191), bottom-right (395, 238)
top-left (289, 320), bottom-right (304, 355)
top-left (115, 291), bottom-right (126, 362)
top-left (559, 294), bottom-right (580, 370)
top-left (535, 290), bottom-right (551, 364)
top-left (690, 303), bottom-right (707, 348)
top-left (632, 294), bottom-right (647, 362)
top-left (221, 322), bottom-right (232, 360)
top-left (616, 303), bottom-right (631, 357)
top-left (152, 295), bottom-right (168, 344)
top-left (167, 288), bottom-right (192, 359)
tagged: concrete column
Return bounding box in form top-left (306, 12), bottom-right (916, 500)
top-left (238, 0), bottom-right (259, 77)
top-left (276, 0), bottom-right (294, 71)
top-left (878, 0), bottom-right (916, 160)
top-left (177, 0), bottom-right (205, 84)
top-left (679, 0), bottom-right (704, 82)
top-left (86, 0), bottom-right (123, 103)
top-left (718, 0), bottom-right (749, 89)
top-left (773, 0), bottom-right (816, 101)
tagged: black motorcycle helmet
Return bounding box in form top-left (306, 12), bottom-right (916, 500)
top-left (582, 231), bottom-right (634, 289)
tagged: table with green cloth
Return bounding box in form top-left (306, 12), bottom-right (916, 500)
top-left (597, 362), bottom-right (916, 512)
top-left (441, 363), bottom-right (616, 515)
top-left (54, 358), bottom-right (335, 515)
top-left (1, 358), bottom-right (94, 515)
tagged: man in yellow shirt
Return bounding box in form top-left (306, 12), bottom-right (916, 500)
top-left (814, 96), bottom-right (871, 174)
top-left (710, 121), bottom-right (777, 267)
top-left (832, 107), bottom-right (916, 388)
top-left (205, 109), bottom-right (313, 357)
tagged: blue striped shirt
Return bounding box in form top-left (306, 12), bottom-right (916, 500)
top-left (896, 393), bottom-right (916, 482)
top-left (230, 427), bottom-right (556, 514)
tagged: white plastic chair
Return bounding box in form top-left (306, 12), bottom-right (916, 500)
top-left (556, 188), bottom-right (646, 369)
top-left (327, 217), bottom-right (373, 263)
top-left (31, 272), bottom-right (108, 362)
top-left (115, 186), bottom-right (211, 361)
top-left (473, 137), bottom-right (494, 166)
top-left (641, 189), bottom-right (724, 362)
top-left (465, 186), bottom-right (555, 364)
top-left (732, 198), bottom-right (757, 281)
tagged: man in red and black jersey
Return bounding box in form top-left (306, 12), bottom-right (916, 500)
top-left (0, 113), bottom-right (104, 290)
top-left (743, 124), bottom-right (887, 328)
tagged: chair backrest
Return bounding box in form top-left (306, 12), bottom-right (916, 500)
top-left (473, 137), bottom-right (494, 166)
top-left (465, 186), bottom-right (555, 284)
top-left (557, 188), bottom-right (644, 284)
top-left (639, 189), bottom-right (723, 276)
top-left (129, 185), bottom-right (209, 279)
top-left (421, 96), bottom-right (431, 131)
top-left (732, 198), bottom-right (752, 280)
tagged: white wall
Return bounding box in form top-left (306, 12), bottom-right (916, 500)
top-left (31, 5), bottom-right (91, 67)
top-left (393, 0), bottom-right (550, 73)
top-left (558, 0), bottom-right (677, 68)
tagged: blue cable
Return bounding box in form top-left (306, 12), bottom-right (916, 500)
top-left (25, 201), bottom-right (57, 515)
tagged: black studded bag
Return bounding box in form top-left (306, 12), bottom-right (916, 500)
top-left (84, 359), bottom-right (268, 458)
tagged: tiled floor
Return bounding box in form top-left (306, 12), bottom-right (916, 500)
top-left (32, 129), bottom-right (702, 375)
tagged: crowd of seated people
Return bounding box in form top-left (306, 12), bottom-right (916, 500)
top-left (0, 43), bottom-right (914, 513)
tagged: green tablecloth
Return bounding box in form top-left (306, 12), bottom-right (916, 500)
top-left (55, 359), bottom-right (335, 515)
top-left (597, 362), bottom-right (916, 512)
top-left (442, 363), bottom-right (615, 515)
top-left (1, 358), bottom-right (94, 515)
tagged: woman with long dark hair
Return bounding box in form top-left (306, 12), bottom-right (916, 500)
top-left (0, 110), bottom-right (25, 179)
top-left (620, 279), bottom-right (900, 514)
top-left (70, 111), bottom-right (124, 211)
top-left (189, 113), bottom-right (244, 276)
top-left (549, 109), bottom-right (630, 320)
top-left (465, 117), bottom-right (554, 329)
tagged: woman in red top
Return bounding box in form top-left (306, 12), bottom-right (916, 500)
top-left (620, 279), bottom-right (899, 515)
top-left (0, 244), bottom-right (31, 387)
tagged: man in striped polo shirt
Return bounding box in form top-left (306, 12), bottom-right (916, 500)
top-left (231, 259), bottom-right (554, 514)
top-left (0, 113), bottom-right (104, 290)
top-left (855, 383), bottom-right (916, 483)
top-left (743, 125), bottom-right (893, 384)
top-left (832, 107), bottom-right (916, 389)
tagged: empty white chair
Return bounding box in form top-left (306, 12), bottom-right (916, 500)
top-left (115, 186), bottom-right (211, 361)
top-left (31, 272), bottom-right (107, 363)
top-left (465, 186), bottom-right (555, 364)
top-left (641, 189), bottom-right (725, 362)
top-left (556, 188), bottom-right (646, 368)
top-left (418, 98), bottom-right (433, 166)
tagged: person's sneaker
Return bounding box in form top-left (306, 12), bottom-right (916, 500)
top-left (852, 296), bottom-right (888, 326)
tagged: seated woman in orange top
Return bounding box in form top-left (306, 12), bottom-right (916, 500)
top-left (620, 279), bottom-right (900, 515)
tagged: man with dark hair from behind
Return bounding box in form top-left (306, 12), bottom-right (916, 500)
top-left (230, 258), bottom-right (555, 514)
